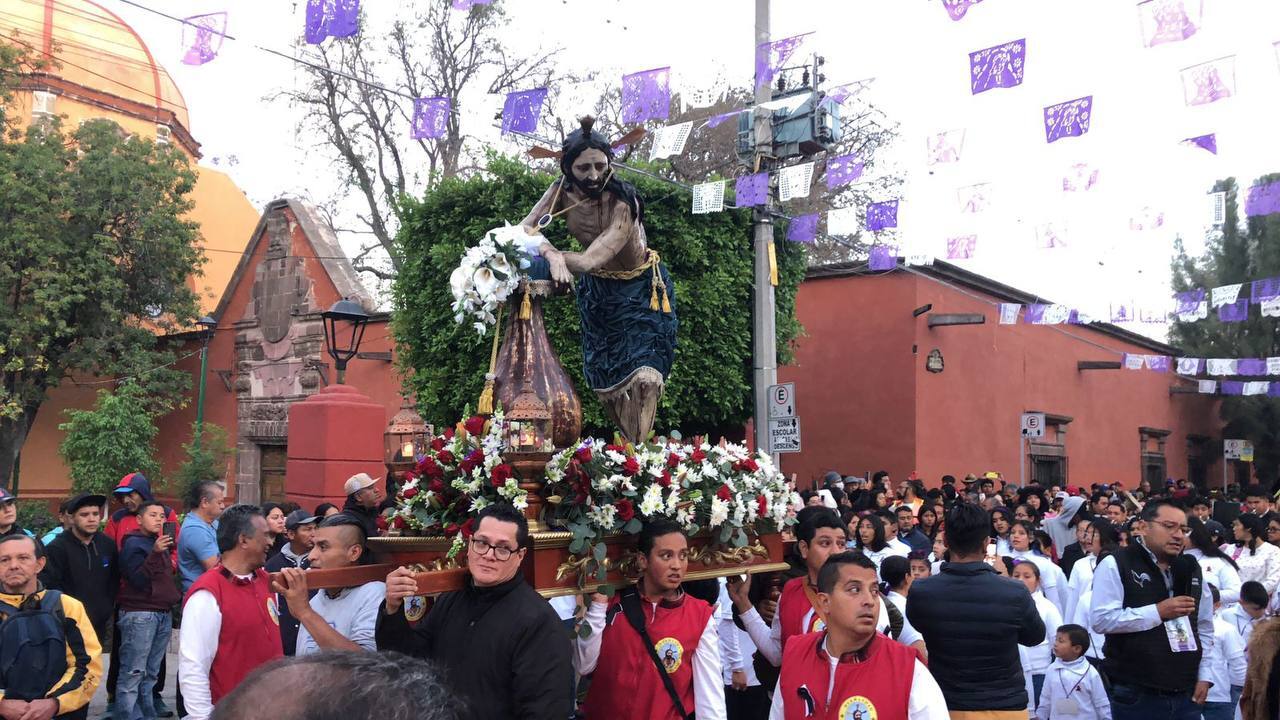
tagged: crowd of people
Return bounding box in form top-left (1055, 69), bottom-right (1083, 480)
top-left (1, 468), bottom-right (1279, 720)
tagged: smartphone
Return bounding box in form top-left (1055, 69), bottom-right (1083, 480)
top-left (984, 543), bottom-right (997, 566)
top-left (162, 521), bottom-right (177, 542)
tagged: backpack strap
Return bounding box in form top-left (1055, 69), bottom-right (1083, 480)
top-left (38, 590), bottom-right (66, 623)
top-left (619, 588), bottom-right (695, 720)
top-left (0, 598), bottom-right (20, 619)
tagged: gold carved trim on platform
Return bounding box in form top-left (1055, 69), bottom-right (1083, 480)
top-left (687, 542), bottom-right (770, 567)
top-left (537, 561), bottom-right (791, 599)
top-left (554, 551), bottom-right (643, 584)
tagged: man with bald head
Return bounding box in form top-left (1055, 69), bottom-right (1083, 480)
top-left (271, 513), bottom-right (384, 654)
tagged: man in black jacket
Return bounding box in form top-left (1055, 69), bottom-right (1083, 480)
top-left (39, 492), bottom-right (118, 642)
top-left (906, 502), bottom-right (1045, 716)
top-left (376, 504), bottom-right (572, 719)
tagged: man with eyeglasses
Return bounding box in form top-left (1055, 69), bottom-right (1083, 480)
top-left (376, 503), bottom-right (572, 719)
top-left (1090, 500), bottom-right (1216, 720)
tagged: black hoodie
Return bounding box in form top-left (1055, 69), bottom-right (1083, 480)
top-left (39, 530), bottom-right (118, 638)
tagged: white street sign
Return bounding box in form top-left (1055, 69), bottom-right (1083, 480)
top-left (1020, 412), bottom-right (1046, 438)
top-left (1224, 439), bottom-right (1252, 461)
top-left (768, 383), bottom-right (796, 419)
top-left (768, 417), bottom-right (801, 453)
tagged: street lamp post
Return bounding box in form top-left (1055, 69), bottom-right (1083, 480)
top-left (194, 315), bottom-right (217, 450)
top-left (321, 298), bottom-right (371, 385)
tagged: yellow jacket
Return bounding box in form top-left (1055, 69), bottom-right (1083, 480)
top-left (0, 586), bottom-right (102, 714)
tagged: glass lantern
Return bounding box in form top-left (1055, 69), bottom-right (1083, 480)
top-left (384, 400), bottom-right (431, 482)
top-left (506, 380), bottom-right (552, 453)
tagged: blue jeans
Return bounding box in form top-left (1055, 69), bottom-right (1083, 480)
top-left (1200, 685), bottom-right (1243, 720)
top-left (116, 610), bottom-right (172, 720)
top-left (1109, 684), bottom-right (1200, 720)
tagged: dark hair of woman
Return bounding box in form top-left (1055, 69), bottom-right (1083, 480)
top-left (856, 514), bottom-right (888, 553)
top-left (1187, 516), bottom-right (1238, 569)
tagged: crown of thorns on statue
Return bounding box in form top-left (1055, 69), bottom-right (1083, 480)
top-left (527, 116), bottom-right (646, 164)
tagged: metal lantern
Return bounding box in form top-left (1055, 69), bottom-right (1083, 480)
top-left (385, 399), bottom-right (431, 468)
top-left (321, 298), bottom-right (370, 384)
top-left (506, 380), bottom-right (552, 453)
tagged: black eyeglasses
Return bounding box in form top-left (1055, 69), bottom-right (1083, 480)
top-left (470, 538), bottom-right (518, 561)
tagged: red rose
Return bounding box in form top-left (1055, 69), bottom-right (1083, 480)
top-left (491, 464), bottom-right (514, 487)
top-left (605, 444), bottom-right (626, 454)
top-left (733, 459), bottom-right (759, 473)
top-left (717, 485), bottom-right (733, 501)
top-left (431, 437), bottom-right (447, 452)
top-left (391, 515), bottom-right (407, 529)
top-left (666, 453), bottom-right (681, 469)
top-left (622, 457), bottom-right (640, 476)
top-left (436, 450), bottom-right (456, 466)
top-left (402, 486), bottom-right (419, 500)
top-left (615, 499), bottom-right (636, 522)
top-left (691, 448), bottom-right (707, 463)
top-left (459, 448), bottom-right (485, 475)
top-left (574, 447), bottom-right (593, 464)
top-left (428, 479), bottom-right (446, 495)
top-left (757, 494), bottom-right (769, 517)
top-left (375, 515), bottom-right (389, 533)
top-left (417, 456), bottom-right (444, 480)
top-left (460, 517), bottom-right (476, 538)
top-left (443, 428), bottom-right (455, 440)
top-left (463, 415), bottom-right (487, 437)
top-left (658, 470), bottom-right (673, 488)
top-left (445, 522), bottom-right (460, 537)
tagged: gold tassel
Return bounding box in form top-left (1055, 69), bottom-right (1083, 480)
top-left (768, 241), bottom-right (779, 287)
top-left (650, 282), bottom-right (660, 312)
top-left (519, 288), bottom-right (532, 320)
top-left (661, 286), bottom-right (672, 314)
top-left (476, 306), bottom-right (503, 415)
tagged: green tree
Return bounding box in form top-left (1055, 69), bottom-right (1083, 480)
top-left (392, 156), bottom-right (806, 437)
top-left (1170, 175), bottom-right (1280, 483)
top-left (0, 42), bottom-right (205, 489)
top-left (173, 422), bottom-right (234, 495)
top-left (57, 385), bottom-right (161, 495)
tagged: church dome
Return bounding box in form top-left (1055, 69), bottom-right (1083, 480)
top-left (2, 0), bottom-right (193, 139)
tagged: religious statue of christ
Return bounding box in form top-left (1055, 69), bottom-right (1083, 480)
top-left (520, 117), bottom-right (678, 444)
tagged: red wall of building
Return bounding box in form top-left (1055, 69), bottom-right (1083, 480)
top-left (777, 269), bottom-right (1223, 490)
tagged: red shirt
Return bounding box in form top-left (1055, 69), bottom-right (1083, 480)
top-left (184, 566), bottom-right (283, 704)
top-left (582, 592), bottom-right (713, 720)
top-left (778, 631), bottom-right (916, 720)
top-left (778, 576), bottom-right (826, 646)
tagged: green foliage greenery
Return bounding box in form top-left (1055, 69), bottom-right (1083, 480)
top-left (1171, 175), bottom-right (1280, 482)
top-left (392, 156), bottom-right (806, 437)
top-left (57, 385), bottom-right (161, 495)
top-left (174, 422), bottom-right (234, 499)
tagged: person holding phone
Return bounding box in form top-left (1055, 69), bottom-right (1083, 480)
top-left (117, 501), bottom-right (182, 720)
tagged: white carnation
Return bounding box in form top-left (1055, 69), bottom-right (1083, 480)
top-left (639, 484), bottom-right (664, 517)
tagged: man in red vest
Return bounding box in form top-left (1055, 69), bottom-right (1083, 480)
top-left (769, 552), bottom-right (948, 720)
top-left (177, 505), bottom-right (283, 720)
top-left (730, 507), bottom-right (889, 666)
top-left (576, 519), bottom-right (726, 719)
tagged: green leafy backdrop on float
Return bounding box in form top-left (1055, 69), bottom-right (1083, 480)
top-left (392, 156), bottom-right (806, 438)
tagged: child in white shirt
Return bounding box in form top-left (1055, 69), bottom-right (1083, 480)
top-left (1035, 624), bottom-right (1111, 720)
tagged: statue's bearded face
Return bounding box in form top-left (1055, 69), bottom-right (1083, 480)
top-left (571, 148), bottom-right (610, 198)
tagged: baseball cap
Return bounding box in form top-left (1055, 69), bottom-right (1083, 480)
top-left (0, 488), bottom-right (15, 504)
top-left (113, 472), bottom-right (147, 495)
top-left (343, 472), bottom-right (380, 496)
top-left (285, 509), bottom-right (320, 531)
top-left (66, 493), bottom-right (107, 513)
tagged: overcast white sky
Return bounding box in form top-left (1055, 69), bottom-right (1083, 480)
top-left (103, 0), bottom-right (1280, 336)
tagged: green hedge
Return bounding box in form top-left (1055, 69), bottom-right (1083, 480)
top-left (391, 156), bottom-right (806, 438)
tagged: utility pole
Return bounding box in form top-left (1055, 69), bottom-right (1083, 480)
top-left (752, 0), bottom-right (778, 464)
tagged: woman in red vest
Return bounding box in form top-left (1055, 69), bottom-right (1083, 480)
top-left (770, 552), bottom-right (948, 720)
top-left (576, 519), bottom-right (726, 719)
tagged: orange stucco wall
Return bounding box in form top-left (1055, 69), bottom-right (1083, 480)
top-left (778, 269), bottom-right (1224, 490)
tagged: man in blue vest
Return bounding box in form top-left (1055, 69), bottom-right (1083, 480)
top-left (1091, 499), bottom-right (1215, 720)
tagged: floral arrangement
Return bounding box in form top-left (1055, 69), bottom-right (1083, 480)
top-left (389, 409), bottom-right (529, 557)
top-left (448, 225), bottom-right (533, 334)
top-left (542, 436), bottom-right (799, 585)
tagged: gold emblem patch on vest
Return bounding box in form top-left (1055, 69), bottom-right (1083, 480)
top-left (266, 596), bottom-right (280, 625)
top-left (839, 695), bottom-right (877, 720)
top-left (404, 595), bottom-right (427, 622)
top-left (654, 637), bottom-right (684, 674)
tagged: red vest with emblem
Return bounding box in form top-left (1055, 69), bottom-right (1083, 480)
top-left (778, 631), bottom-right (916, 720)
top-left (779, 576), bottom-right (826, 646)
top-left (582, 591), bottom-right (714, 720)
top-left (184, 567), bottom-right (284, 704)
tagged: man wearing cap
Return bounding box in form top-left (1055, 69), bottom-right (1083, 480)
top-left (106, 473), bottom-right (179, 552)
top-left (264, 509), bottom-right (319, 655)
top-left (40, 493), bottom-right (118, 644)
top-left (0, 487), bottom-right (34, 539)
top-left (341, 473), bottom-right (385, 539)
top-left (273, 513), bottom-right (384, 655)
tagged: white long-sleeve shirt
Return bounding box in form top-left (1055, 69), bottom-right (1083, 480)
top-left (884, 591), bottom-right (924, 649)
top-left (1204, 616), bottom-right (1247, 703)
top-left (1221, 541), bottom-right (1280, 594)
top-left (1033, 656), bottom-right (1111, 720)
top-left (1219, 603), bottom-right (1258, 647)
top-left (1011, 549), bottom-right (1069, 617)
top-left (1065, 555), bottom-right (1097, 623)
top-left (1021, 591), bottom-right (1064, 676)
top-left (575, 598), bottom-right (727, 720)
top-left (1186, 548), bottom-right (1243, 606)
top-left (766, 637), bottom-right (950, 720)
top-left (1070, 589), bottom-right (1106, 661)
top-left (1090, 548), bottom-right (1217, 684)
top-left (740, 590), bottom-right (893, 666)
top-left (715, 579), bottom-right (759, 686)
top-left (177, 589), bottom-right (223, 720)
